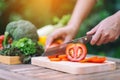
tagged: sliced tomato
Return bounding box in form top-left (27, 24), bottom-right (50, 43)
top-left (61, 58), bottom-right (69, 61)
top-left (49, 58), bottom-right (61, 61)
top-left (79, 56), bottom-right (106, 63)
top-left (87, 56), bottom-right (106, 63)
top-left (66, 43), bottom-right (87, 62)
top-left (58, 54), bottom-right (67, 59)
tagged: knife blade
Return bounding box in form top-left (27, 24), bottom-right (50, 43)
top-left (42, 35), bottom-right (92, 56)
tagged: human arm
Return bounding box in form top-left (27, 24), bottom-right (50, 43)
top-left (46, 0), bottom-right (97, 48)
top-left (87, 10), bottom-right (120, 45)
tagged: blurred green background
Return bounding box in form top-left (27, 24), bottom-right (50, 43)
top-left (0, 0), bottom-right (120, 58)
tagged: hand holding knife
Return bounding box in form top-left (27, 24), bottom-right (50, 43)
top-left (42, 35), bottom-right (92, 56)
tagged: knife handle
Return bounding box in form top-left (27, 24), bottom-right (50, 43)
top-left (72, 35), bottom-right (92, 44)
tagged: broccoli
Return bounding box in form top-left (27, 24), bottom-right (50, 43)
top-left (3, 20), bottom-right (38, 47)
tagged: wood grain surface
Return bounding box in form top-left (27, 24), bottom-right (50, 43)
top-left (0, 56), bottom-right (120, 80)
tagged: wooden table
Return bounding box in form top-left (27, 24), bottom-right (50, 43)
top-left (0, 57), bottom-right (120, 80)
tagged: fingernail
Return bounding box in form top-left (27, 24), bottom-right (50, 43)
top-left (87, 32), bottom-right (90, 35)
top-left (86, 32), bottom-right (89, 34)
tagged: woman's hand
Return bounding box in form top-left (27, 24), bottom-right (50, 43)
top-left (45, 0), bottom-right (97, 49)
top-left (87, 11), bottom-right (120, 45)
top-left (46, 26), bottom-right (78, 49)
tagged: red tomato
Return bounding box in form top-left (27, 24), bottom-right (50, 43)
top-left (66, 43), bottom-right (87, 62)
top-left (0, 44), bottom-right (3, 50)
top-left (0, 35), bottom-right (4, 39)
top-left (0, 35), bottom-right (4, 50)
top-left (87, 56), bottom-right (106, 63)
top-left (0, 35), bottom-right (4, 43)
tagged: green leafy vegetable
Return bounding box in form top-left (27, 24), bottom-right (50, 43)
top-left (0, 45), bottom-right (21, 56)
top-left (12, 37), bottom-right (44, 63)
top-left (0, 37), bottom-right (44, 64)
top-left (12, 38), bottom-right (36, 56)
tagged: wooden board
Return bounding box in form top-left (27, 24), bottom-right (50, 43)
top-left (0, 55), bottom-right (21, 65)
top-left (31, 57), bottom-right (116, 74)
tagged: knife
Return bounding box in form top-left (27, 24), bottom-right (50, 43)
top-left (42, 35), bottom-right (92, 56)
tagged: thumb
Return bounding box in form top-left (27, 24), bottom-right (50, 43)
top-left (45, 37), bottom-right (53, 49)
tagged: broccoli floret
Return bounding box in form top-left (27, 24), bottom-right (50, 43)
top-left (5, 20), bottom-right (38, 42)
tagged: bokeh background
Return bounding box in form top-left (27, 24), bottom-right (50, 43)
top-left (0, 0), bottom-right (120, 58)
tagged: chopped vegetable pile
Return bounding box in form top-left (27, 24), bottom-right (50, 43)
top-left (47, 39), bottom-right (106, 63)
top-left (48, 54), bottom-right (68, 61)
top-left (48, 55), bottom-right (106, 63)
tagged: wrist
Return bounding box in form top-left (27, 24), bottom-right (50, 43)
top-left (66, 23), bottom-right (80, 33)
top-left (114, 11), bottom-right (120, 35)
top-left (67, 19), bottom-right (82, 30)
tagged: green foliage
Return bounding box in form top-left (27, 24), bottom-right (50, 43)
top-left (11, 37), bottom-right (44, 64)
top-left (53, 14), bottom-right (71, 25)
top-left (0, 0), bottom-right (6, 12)
top-left (9, 13), bottom-right (23, 22)
top-left (0, 46), bottom-right (21, 56)
top-left (113, 47), bottom-right (120, 58)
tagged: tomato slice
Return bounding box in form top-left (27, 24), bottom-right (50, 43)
top-left (66, 43), bottom-right (87, 62)
top-left (49, 58), bottom-right (61, 61)
top-left (58, 54), bottom-right (67, 59)
top-left (79, 56), bottom-right (106, 63)
top-left (87, 56), bottom-right (106, 63)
